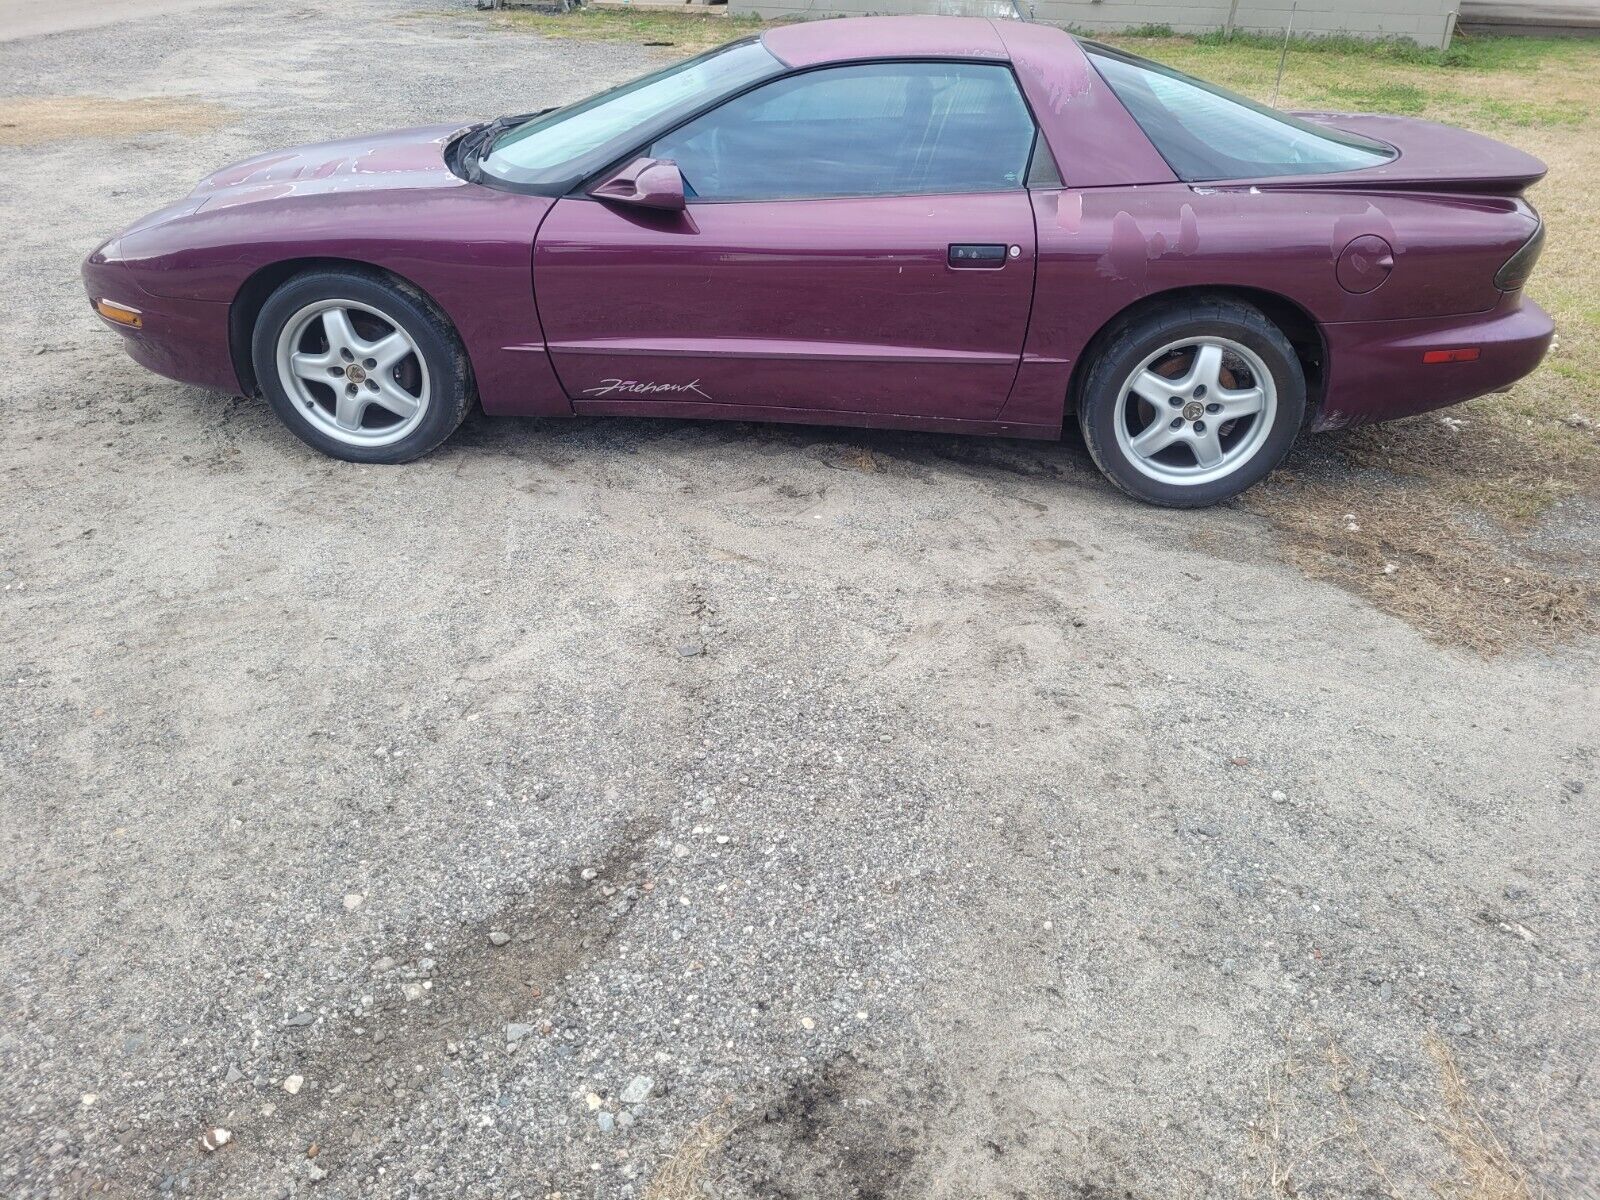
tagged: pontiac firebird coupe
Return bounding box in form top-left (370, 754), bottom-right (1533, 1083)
top-left (83, 16), bottom-right (1553, 506)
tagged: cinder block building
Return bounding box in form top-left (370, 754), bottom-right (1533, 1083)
top-left (725, 0), bottom-right (1466, 50)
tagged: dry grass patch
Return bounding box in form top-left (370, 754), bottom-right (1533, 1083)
top-left (644, 1105), bottom-right (731, 1200)
top-left (1245, 469), bottom-right (1596, 654)
top-left (1424, 1035), bottom-right (1540, 1200)
top-left (0, 95), bottom-right (230, 147)
top-left (1331, 406), bottom-right (1597, 525)
top-left (1244, 1042), bottom-right (1339, 1198)
top-left (1247, 1036), bottom-right (1544, 1198)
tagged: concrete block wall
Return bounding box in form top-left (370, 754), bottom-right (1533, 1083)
top-left (728, 0), bottom-right (1462, 49)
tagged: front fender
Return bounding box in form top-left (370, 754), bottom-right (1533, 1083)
top-left (107, 184), bottom-right (567, 416)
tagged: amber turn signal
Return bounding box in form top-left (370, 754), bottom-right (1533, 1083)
top-left (94, 298), bottom-right (143, 329)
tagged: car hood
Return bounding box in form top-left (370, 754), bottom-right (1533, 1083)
top-left (191, 123), bottom-right (475, 209)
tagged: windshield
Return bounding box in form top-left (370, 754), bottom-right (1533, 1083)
top-left (481, 38), bottom-right (783, 192)
top-left (1084, 43), bottom-right (1397, 181)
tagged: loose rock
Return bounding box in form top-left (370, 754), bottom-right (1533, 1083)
top-left (198, 1128), bottom-right (232, 1153)
top-left (620, 1075), bottom-right (654, 1104)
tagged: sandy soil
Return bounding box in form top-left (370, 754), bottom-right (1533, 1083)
top-left (0, 0), bottom-right (244, 43)
top-left (0, 3), bottom-right (1595, 1197)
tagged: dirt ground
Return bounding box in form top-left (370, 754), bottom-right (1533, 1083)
top-left (0, 3), bottom-right (1595, 1198)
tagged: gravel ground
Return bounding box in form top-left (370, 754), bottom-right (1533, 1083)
top-left (1, 3), bottom-right (1596, 1197)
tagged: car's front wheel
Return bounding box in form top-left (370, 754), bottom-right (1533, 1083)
top-left (1077, 299), bottom-right (1306, 507)
top-left (252, 268), bottom-right (472, 463)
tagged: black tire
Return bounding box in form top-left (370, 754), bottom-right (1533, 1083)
top-left (251, 267), bottom-right (473, 464)
top-left (1076, 298), bottom-right (1306, 508)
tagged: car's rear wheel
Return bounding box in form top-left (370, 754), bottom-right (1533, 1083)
top-left (1077, 299), bottom-right (1306, 507)
top-left (252, 268), bottom-right (472, 463)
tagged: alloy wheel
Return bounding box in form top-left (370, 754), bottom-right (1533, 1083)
top-left (274, 299), bottom-right (431, 448)
top-left (1111, 336), bottom-right (1278, 486)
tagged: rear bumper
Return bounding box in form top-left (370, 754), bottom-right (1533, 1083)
top-left (1312, 296), bottom-right (1553, 431)
top-left (82, 249), bottom-right (239, 394)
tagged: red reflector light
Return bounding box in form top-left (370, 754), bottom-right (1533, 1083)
top-left (1422, 348), bottom-right (1480, 364)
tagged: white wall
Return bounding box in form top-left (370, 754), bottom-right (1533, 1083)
top-left (728, 0), bottom-right (1463, 50)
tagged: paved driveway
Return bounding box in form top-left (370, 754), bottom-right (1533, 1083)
top-left (0, 3), bottom-right (1594, 1196)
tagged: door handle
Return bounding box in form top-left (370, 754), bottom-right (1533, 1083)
top-left (948, 243), bottom-right (1009, 269)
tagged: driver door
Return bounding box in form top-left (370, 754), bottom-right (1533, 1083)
top-left (532, 60), bottom-right (1041, 425)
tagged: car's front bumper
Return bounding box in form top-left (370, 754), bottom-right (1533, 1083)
top-left (82, 248), bottom-right (239, 394)
top-left (1313, 295), bottom-right (1554, 431)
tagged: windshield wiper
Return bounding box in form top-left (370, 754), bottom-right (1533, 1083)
top-left (459, 109), bottom-right (555, 184)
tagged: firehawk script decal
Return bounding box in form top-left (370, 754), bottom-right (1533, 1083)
top-left (582, 378), bottom-right (712, 400)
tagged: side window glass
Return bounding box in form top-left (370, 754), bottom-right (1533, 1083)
top-left (650, 62), bottom-right (1036, 201)
top-left (1085, 44), bottom-right (1396, 181)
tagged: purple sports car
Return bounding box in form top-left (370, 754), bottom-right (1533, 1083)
top-left (83, 16), bottom-right (1552, 506)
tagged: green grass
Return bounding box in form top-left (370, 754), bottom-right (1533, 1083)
top-left (1112, 22), bottom-right (1177, 39)
top-left (1317, 80), bottom-right (1428, 114)
top-left (1095, 27), bottom-right (1599, 132)
top-left (1296, 80), bottom-right (1586, 127)
top-left (1176, 26), bottom-right (1596, 70)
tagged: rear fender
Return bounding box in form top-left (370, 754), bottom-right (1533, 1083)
top-left (1005, 184), bottom-right (1541, 428)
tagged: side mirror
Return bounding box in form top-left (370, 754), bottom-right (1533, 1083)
top-left (589, 157), bottom-right (686, 212)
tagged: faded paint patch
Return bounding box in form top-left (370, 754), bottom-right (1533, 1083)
top-left (1176, 203), bottom-right (1200, 256)
top-left (1097, 210), bottom-right (1149, 285)
top-left (0, 95), bottom-right (230, 147)
top-left (1330, 200), bottom-right (1402, 259)
top-left (1091, 204), bottom-right (1204, 280)
top-left (1056, 191), bottom-right (1083, 235)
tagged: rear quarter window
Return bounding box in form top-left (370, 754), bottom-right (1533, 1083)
top-left (1084, 44), bottom-right (1397, 182)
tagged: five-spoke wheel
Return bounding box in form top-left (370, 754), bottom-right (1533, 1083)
top-left (1078, 299), bottom-right (1306, 508)
top-left (1113, 336), bottom-right (1278, 486)
top-left (252, 268), bottom-right (472, 463)
top-left (275, 300), bottom-right (431, 447)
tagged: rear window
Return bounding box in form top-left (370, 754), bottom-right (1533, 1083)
top-left (1084, 43), bottom-right (1397, 182)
